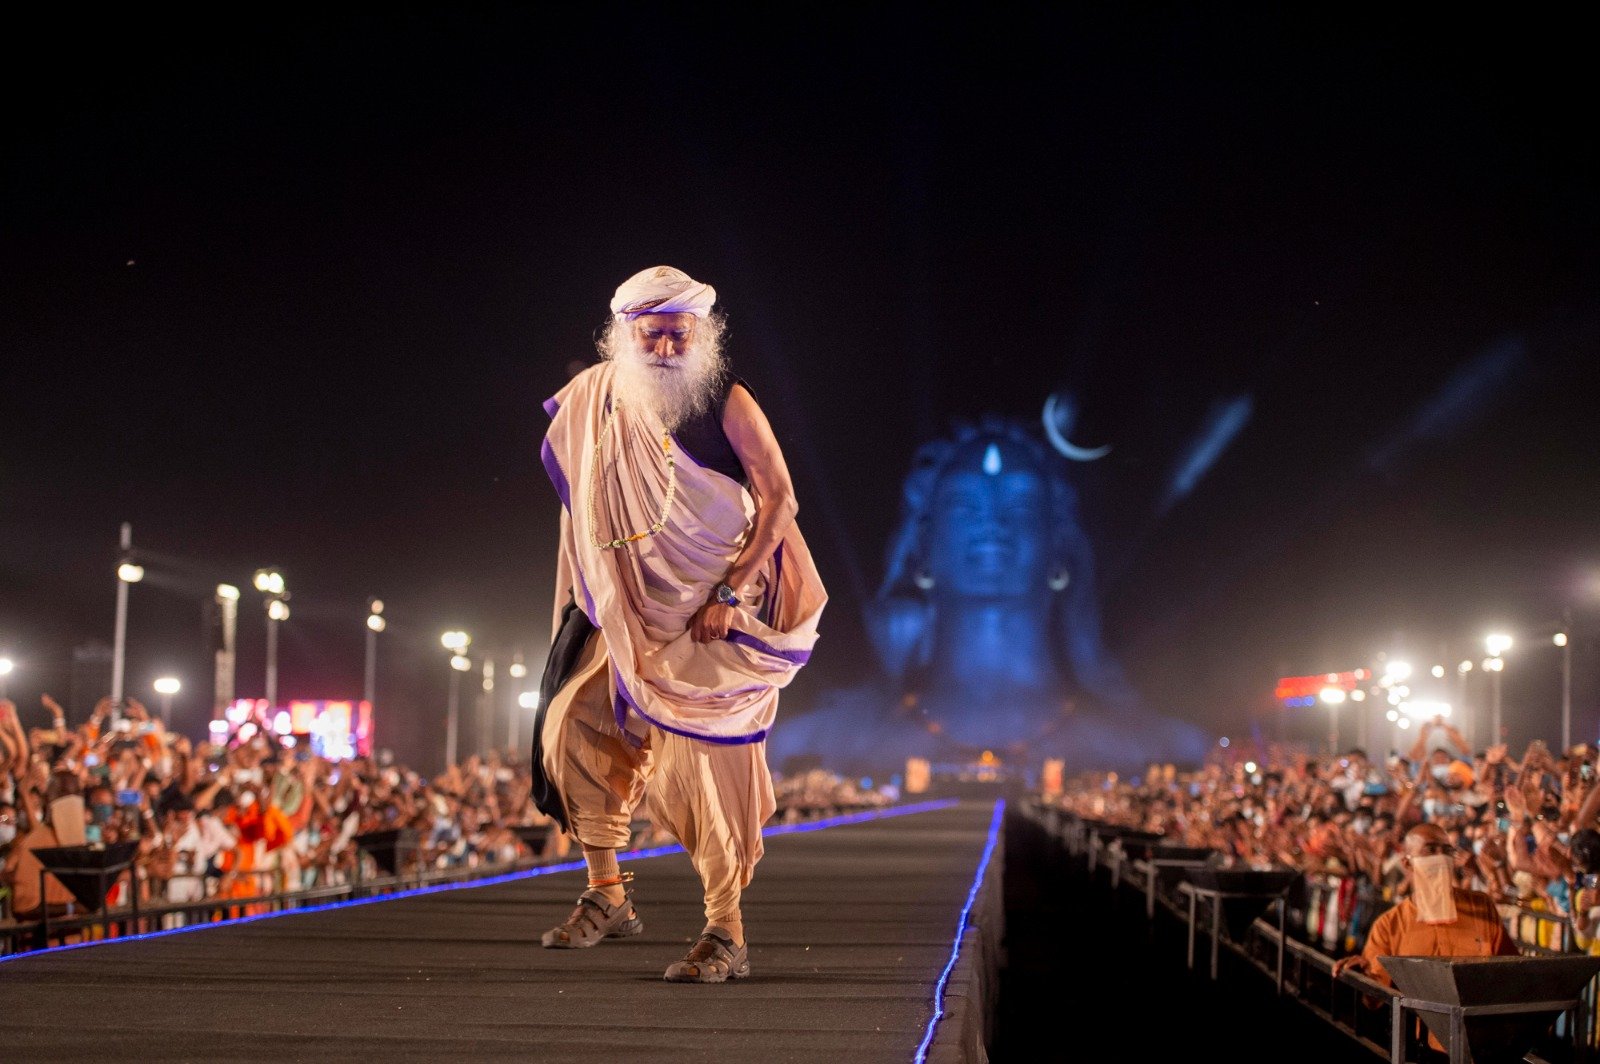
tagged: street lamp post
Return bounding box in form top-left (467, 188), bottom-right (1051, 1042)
top-left (442, 631), bottom-right (472, 768)
top-left (1320, 686), bottom-right (1347, 755)
top-left (1556, 622), bottom-right (1572, 752)
top-left (112, 522), bottom-right (143, 716)
top-left (479, 657), bottom-right (495, 758)
top-left (153, 676), bottom-right (181, 728)
top-left (214, 584), bottom-right (239, 722)
top-left (508, 654), bottom-right (528, 751)
top-left (254, 569), bottom-right (288, 709)
top-left (365, 599), bottom-right (385, 708)
top-left (1486, 634), bottom-right (1512, 745)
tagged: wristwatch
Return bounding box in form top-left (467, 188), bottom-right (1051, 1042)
top-left (712, 582), bottom-right (741, 607)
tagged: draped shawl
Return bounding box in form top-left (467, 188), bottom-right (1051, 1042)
top-left (540, 362), bottom-right (826, 743)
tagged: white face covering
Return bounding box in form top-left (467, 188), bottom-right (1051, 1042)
top-left (0, 823), bottom-right (17, 846)
top-left (1411, 853), bottom-right (1459, 923)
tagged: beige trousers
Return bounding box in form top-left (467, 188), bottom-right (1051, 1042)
top-left (542, 628), bottom-right (776, 925)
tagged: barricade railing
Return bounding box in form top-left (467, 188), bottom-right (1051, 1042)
top-left (0, 800), bottom-right (880, 957)
top-left (1017, 796), bottom-right (1590, 1062)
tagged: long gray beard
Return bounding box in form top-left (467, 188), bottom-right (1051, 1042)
top-left (611, 344), bottom-right (727, 432)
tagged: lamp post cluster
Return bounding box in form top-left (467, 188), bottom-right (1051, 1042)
top-left (20, 522), bottom-right (551, 769)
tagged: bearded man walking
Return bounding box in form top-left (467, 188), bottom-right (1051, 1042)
top-left (532, 265), bottom-right (826, 983)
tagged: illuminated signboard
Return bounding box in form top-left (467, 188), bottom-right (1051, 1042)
top-left (1274, 669), bottom-right (1371, 707)
top-left (224, 698), bottom-right (373, 760)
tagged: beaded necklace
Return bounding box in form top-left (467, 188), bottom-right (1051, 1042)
top-left (587, 395), bottom-right (676, 550)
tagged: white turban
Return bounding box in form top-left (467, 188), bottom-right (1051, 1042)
top-left (609, 265), bottom-right (717, 319)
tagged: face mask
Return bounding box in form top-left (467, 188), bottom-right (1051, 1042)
top-left (1560, 833), bottom-right (1572, 846)
top-left (1422, 799), bottom-right (1441, 819)
top-left (1431, 764), bottom-right (1453, 783)
top-left (238, 791), bottom-right (258, 808)
top-left (1410, 853), bottom-right (1459, 923)
top-left (1352, 816), bottom-right (1372, 834)
top-left (1472, 838), bottom-right (1486, 855)
top-left (0, 823), bottom-right (17, 845)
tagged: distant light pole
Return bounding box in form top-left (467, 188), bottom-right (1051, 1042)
top-left (153, 676), bottom-right (181, 728)
top-left (442, 630), bottom-right (472, 768)
top-left (1320, 686), bottom-right (1347, 755)
top-left (0, 656), bottom-right (13, 700)
top-left (112, 522), bottom-right (143, 715)
top-left (254, 569), bottom-right (289, 708)
top-left (508, 654), bottom-right (529, 751)
top-left (1485, 633), bottom-right (1512, 743)
top-left (214, 584), bottom-right (240, 721)
top-left (1556, 621), bottom-right (1572, 751)
top-left (1457, 659), bottom-right (1474, 747)
top-left (480, 657), bottom-right (495, 757)
top-left (365, 598), bottom-right (385, 709)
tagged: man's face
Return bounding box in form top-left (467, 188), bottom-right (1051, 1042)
top-left (630, 313), bottom-right (697, 367)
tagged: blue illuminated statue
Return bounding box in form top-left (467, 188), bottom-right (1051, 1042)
top-left (769, 415), bottom-right (1209, 774)
top-left (869, 417), bottom-right (1135, 740)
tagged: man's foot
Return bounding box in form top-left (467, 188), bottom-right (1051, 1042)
top-left (540, 888), bottom-right (643, 948)
top-left (663, 927), bottom-right (750, 983)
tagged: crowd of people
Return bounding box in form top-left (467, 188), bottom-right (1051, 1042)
top-left (1048, 715), bottom-right (1600, 958)
top-left (0, 694), bottom-right (885, 939)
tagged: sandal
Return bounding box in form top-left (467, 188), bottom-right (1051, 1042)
top-left (540, 887), bottom-right (643, 948)
top-left (663, 927), bottom-right (750, 983)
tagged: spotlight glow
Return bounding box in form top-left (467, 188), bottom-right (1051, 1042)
top-left (117, 563), bottom-right (145, 583)
top-left (152, 677), bottom-right (180, 696)
top-left (450, 655), bottom-right (471, 672)
top-left (1486, 633), bottom-right (1513, 656)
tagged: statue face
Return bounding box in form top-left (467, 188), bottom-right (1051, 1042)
top-left (925, 455), bottom-right (1051, 601)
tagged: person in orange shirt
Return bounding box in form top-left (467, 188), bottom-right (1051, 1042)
top-left (219, 784), bottom-right (294, 909)
top-left (1333, 822), bottom-right (1520, 1054)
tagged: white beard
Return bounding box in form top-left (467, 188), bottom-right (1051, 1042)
top-left (610, 335), bottom-right (726, 432)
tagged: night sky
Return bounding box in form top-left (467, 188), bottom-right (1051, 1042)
top-left (3, 9), bottom-right (1596, 771)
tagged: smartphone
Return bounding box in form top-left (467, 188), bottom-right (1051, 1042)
top-left (116, 788), bottom-right (141, 806)
top-left (1583, 764), bottom-right (1595, 782)
top-left (84, 753), bottom-right (101, 767)
top-left (91, 764), bottom-right (111, 778)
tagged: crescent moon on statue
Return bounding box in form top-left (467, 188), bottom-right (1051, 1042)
top-left (1043, 393), bottom-right (1112, 461)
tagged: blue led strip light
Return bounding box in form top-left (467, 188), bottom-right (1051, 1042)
top-left (0, 798), bottom-right (960, 965)
top-left (913, 798), bottom-right (1005, 1064)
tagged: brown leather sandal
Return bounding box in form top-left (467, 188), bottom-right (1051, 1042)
top-left (663, 927), bottom-right (750, 983)
top-left (540, 887), bottom-right (643, 948)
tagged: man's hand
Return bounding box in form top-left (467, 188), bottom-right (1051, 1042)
top-left (690, 602), bottom-right (739, 643)
top-left (1332, 955), bottom-right (1369, 979)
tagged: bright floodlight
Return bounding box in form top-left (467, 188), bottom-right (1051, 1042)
top-left (208, 719), bottom-right (229, 735)
top-left (509, 662), bottom-right (528, 679)
top-left (1320, 686), bottom-right (1347, 704)
top-left (450, 654), bottom-right (472, 672)
top-left (1401, 700), bottom-right (1451, 719)
top-left (118, 562), bottom-right (145, 583)
top-left (518, 691), bottom-right (539, 710)
top-left (253, 569), bottom-right (285, 596)
top-left (216, 583), bottom-right (240, 600)
top-left (1385, 709), bottom-right (1400, 722)
top-left (369, 598), bottom-right (384, 615)
top-left (0, 657), bottom-right (12, 676)
top-left (367, 614), bottom-right (386, 633)
top-left (267, 599), bottom-right (290, 621)
top-left (1485, 657), bottom-right (1505, 672)
top-left (1431, 665), bottom-right (1445, 678)
top-left (1555, 632), bottom-right (1569, 647)
top-left (153, 677), bottom-right (181, 695)
top-left (1486, 633), bottom-right (1513, 656)
top-left (1350, 689), bottom-right (1366, 702)
top-left (1383, 660), bottom-right (1412, 682)
top-left (1458, 659), bottom-right (1473, 673)
top-left (1244, 761), bottom-right (1258, 773)
top-left (1396, 717), bottom-right (1411, 729)
top-left (441, 630), bottom-right (470, 652)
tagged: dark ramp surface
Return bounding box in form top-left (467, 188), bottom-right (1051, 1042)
top-left (0, 801), bottom-right (996, 1063)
